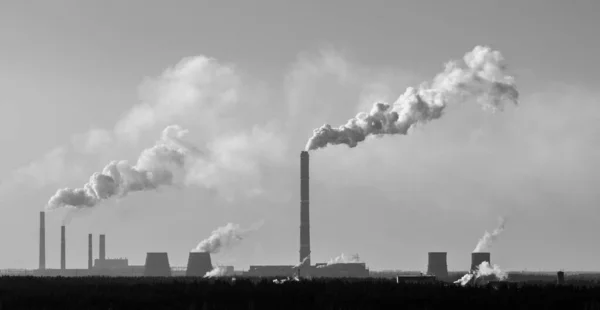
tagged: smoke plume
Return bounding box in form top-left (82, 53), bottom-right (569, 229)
top-left (305, 46), bottom-right (519, 151)
top-left (294, 254), bottom-right (310, 268)
top-left (46, 125), bottom-right (193, 210)
top-left (326, 253), bottom-right (360, 265)
top-left (454, 261), bottom-right (508, 286)
top-left (473, 217), bottom-right (506, 252)
top-left (191, 221), bottom-right (263, 254)
top-left (204, 266), bottom-right (228, 278)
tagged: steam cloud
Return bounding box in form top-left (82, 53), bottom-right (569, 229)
top-left (46, 125), bottom-right (193, 210)
top-left (204, 266), bottom-right (228, 278)
top-left (305, 46), bottom-right (519, 151)
top-left (192, 221), bottom-right (263, 254)
top-left (474, 217), bottom-right (506, 252)
top-left (326, 253), bottom-right (360, 265)
top-left (454, 261), bottom-right (508, 286)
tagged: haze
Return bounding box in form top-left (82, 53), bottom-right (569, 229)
top-left (1, 0), bottom-right (599, 272)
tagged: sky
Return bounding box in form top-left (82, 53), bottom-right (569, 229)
top-left (1, 0), bottom-right (599, 272)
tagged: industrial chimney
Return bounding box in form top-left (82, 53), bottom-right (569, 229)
top-left (39, 211), bottom-right (45, 270)
top-left (60, 225), bottom-right (66, 270)
top-left (300, 151), bottom-right (311, 266)
top-left (426, 252), bottom-right (448, 279)
top-left (144, 252), bottom-right (171, 277)
top-left (99, 234), bottom-right (106, 261)
top-left (88, 234), bottom-right (93, 270)
top-left (186, 252), bottom-right (213, 277)
top-left (471, 252), bottom-right (491, 272)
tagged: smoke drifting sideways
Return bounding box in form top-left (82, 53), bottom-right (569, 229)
top-left (474, 217), bottom-right (506, 252)
top-left (454, 261), bottom-right (508, 286)
top-left (305, 45), bottom-right (519, 151)
top-left (321, 253), bottom-right (360, 267)
top-left (204, 266), bottom-right (228, 278)
top-left (46, 125), bottom-right (195, 210)
top-left (191, 221), bottom-right (264, 254)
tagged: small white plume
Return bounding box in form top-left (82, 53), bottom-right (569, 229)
top-left (204, 266), bottom-right (228, 278)
top-left (294, 255), bottom-right (310, 268)
top-left (326, 253), bottom-right (360, 265)
top-left (454, 261), bottom-right (508, 286)
top-left (46, 125), bottom-right (191, 209)
top-left (191, 221), bottom-right (264, 254)
top-left (305, 45), bottom-right (519, 151)
top-left (474, 217), bottom-right (506, 252)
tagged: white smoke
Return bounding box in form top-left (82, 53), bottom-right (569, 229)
top-left (305, 45), bottom-right (519, 151)
top-left (474, 217), bottom-right (506, 252)
top-left (191, 221), bottom-right (263, 254)
top-left (204, 266), bottom-right (228, 278)
top-left (326, 253), bottom-right (360, 265)
top-left (46, 125), bottom-right (192, 209)
top-left (294, 254), bottom-right (310, 268)
top-left (454, 261), bottom-right (508, 286)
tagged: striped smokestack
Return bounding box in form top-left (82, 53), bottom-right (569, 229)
top-left (300, 151), bottom-right (311, 266)
top-left (88, 234), bottom-right (93, 270)
top-left (60, 225), bottom-right (66, 270)
top-left (39, 211), bottom-right (45, 270)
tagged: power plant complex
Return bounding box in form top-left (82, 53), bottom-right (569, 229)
top-left (30, 151), bottom-right (494, 280)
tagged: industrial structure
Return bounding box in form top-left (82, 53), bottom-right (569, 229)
top-left (27, 152), bottom-right (513, 281)
top-left (426, 252), bottom-right (448, 279)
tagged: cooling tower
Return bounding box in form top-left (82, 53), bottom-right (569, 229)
top-left (99, 234), bottom-right (105, 261)
top-left (144, 252), bottom-right (171, 277)
top-left (39, 212), bottom-right (45, 270)
top-left (426, 252), bottom-right (448, 278)
top-left (88, 234), bottom-right (93, 270)
top-left (300, 151), bottom-right (311, 266)
top-left (471, 252), bottom-right (491, 271)
top-left (60, 225), bottom-right (66, 270)
top-left (186, 252), bottom-right (213, 277)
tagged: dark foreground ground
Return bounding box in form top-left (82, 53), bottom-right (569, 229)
top-left (1, 276), bottom-right (600, 310)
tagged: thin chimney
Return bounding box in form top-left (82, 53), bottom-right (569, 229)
top-left (99, 234), bottom-right (106, 261)
top-left (39, 211), bottom-right (45, 270)
top-left (88, 234), bottom-right (93, 269)
top-left (300, 151), bottom-right (311, 266)
top-left (60, 225), bottom-right (66, 270)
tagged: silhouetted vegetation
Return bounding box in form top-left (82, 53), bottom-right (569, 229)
top-left (1, 276), bottom-right (600, 309)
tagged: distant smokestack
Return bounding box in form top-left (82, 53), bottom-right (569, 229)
top-left (427, 252), bottom-right (448, 278)
top-left (39, 212), bottom-right (45, 270)
top-left (88, 234), bottom-right (93, 270)
top-left (99, 234), bottom-right (106, 261)
top-left (557, 271), bottom-right (565, 285)
top-left (60, 225), bottom-right (66, 270)
top-left (471, 252), bottom-right (491, 272)
top-left (300, 151), bottom-right (310, 266)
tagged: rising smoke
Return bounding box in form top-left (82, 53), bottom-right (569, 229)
top-left (305, 46), bottom-right (519, 151)
top-left (454, 261), bottom-right (508, 286)
top-left (204, 266), bottom-right (228, 278)
top-left (191, 221), bottom-right (264, 254)
top-left (326, 253), bottom-right (360, 265)
top-left (473, 217), bottom-right (506, 252)
top-left (46, 125), bottom-right (193, 210)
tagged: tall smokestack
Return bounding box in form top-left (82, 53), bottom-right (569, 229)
top-left (99, 234), bottom-right (106, 261)
top-left (39, 211), bottom-right (45, 270)
top-left (60, 225), bottom-right (66, 270)
top-left (300, 151), bottom-right (310, 266)
top-left (88, 234), bottom-right (93, 270)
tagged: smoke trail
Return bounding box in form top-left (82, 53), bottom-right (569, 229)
top-left (204, 266), bottom-right (228, 278)
top-left (454, 261), bottom-right (507, 286)
top-left (191, 221), bottom-right (264, 254)
top-left (474, 217), bottom-right (506, 252)
top-left (326, 253), bottom-right (360, 265)
top-left (46, 125), bottom-right (192, 210)
top-left (305, 46), bottom-right (519, 151)
top-left (294, 254), bottom-right (310, 268)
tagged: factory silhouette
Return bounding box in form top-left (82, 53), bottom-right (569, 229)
top-left (34, 151), bottom-right (496, 281)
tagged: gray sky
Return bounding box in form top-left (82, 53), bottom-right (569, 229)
top-left (1, 0), bottom-right (599, 272)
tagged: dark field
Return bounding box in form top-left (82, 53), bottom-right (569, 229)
top-left (1, 276), bottom-right (600, 310)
